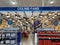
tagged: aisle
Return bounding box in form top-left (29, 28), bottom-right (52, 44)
top-left (20, 33), bottom-right (33, 45)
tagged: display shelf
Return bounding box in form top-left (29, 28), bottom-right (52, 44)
top-left (0, 28), bottom-right (19, 45)
top-left (37, 30), bottom-right (60, 45)
top-left (0, 30), bottom-right (18, 32)
top-left (3, 27), bottom-right (19, 31)
top-left (38, 38), bottom-right (60, 40)
top-left (38, 34), bottom-right (60, 36)
top-left (36, 28), bottom-right (60, 31)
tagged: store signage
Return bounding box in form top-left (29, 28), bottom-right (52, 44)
top-left (0, 7), bottom-right (60, 11)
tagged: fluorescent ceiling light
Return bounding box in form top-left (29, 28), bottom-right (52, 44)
top-left (50, 0), bottom-right (54, 4)
top-left (10, 0), bottom-right (17, 5)
top-left (11, 2), bottom-right (16, 5)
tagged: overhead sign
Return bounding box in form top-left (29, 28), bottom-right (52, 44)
top-left (0, 7), bottom-right (60, 11)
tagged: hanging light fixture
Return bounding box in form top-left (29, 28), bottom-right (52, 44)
top-left (52, 17), bottom-right (55, 18)
top-left (55, 15), bottom-right (57, 16)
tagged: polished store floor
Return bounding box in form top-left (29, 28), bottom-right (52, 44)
top-left (20, 33), bottom-right (34, 45)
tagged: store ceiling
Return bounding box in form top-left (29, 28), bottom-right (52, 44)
top-left (0, 0), bottom-right (60, 7)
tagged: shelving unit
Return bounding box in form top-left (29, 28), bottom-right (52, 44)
top-left (0, 27), bottom-right (19, 45)
top-left (36, 30), bottom-right (60, 45)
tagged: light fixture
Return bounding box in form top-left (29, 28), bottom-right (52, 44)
top-left (40, 16), bottom-right (43, 17)
top-left (26, 22), bottom-right (28, 23)
top-left (50, 1), bottom-right (54, 4)
top-left (58, 13), bottom-right (60, 15)
top-left (10, 0), bottom-right (17, 5)
top-left (11, 1), bottom-right (16, 5)
top-left (52, 17), bottom-right (55, 18)
top-left (48, 14), bottom-right (51, 15)
top-left (49, 0), bottom-right (55, 4)
top-left (55, 15), bottom-right (57, 16)
top-left (31, 16), bottom-right (34, 18)
top-left (6, 14), bottom-right (10, 18)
